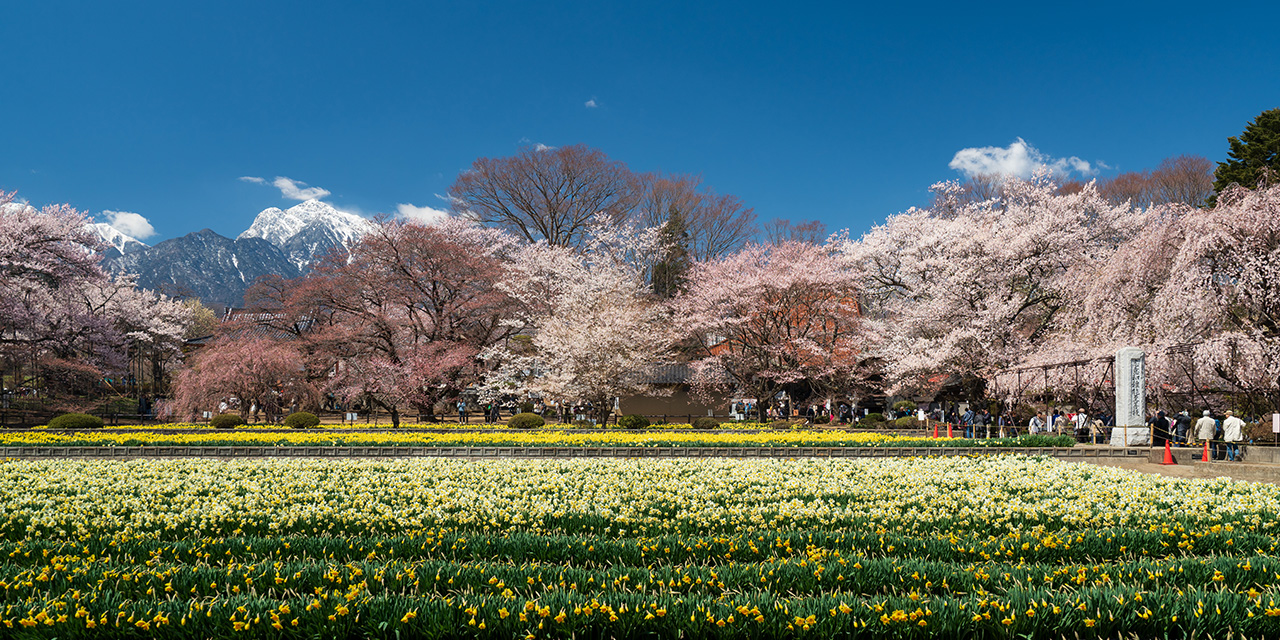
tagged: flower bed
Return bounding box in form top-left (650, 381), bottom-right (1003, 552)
top-left (0, 429), bottom-right (1075, 448)
top-left (0, 456), bottom-right (1277, 638)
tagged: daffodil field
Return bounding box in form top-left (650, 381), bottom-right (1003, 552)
top-left (2, 456), bottom-right (1278, 638)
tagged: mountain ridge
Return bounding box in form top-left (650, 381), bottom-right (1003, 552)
top-left (238, 199), bottom-right (373, 268)
top-left (87, 223), bottom-right (148, 259)
top-left (102, 200), bottom-right (374, 307)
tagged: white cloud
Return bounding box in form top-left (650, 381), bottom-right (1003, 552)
top-left (584, 98), bottom-right (598, 108)
top-left (240, 175), bottom-right (331, 200)
top-left (396, 203), bottom-right (449, 225)
top-left (948, 138), bottom-right (1096, 180)
top-left (102, 210), bottom-right (156, 240)
top-left (518, 137), bottom-right (556, 152)
top-left (271, 176), bottom-right (331, 201)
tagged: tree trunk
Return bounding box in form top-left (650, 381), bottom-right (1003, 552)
top-left (591, 396), bottom-right (612, 426)
top-left (390, 406), bottom-right (401, 429)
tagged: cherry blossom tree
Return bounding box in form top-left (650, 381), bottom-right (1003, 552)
top-left (245, 217), bottom-right (520, 427)
top-left (171, 338), bottom-right (318, 420)
top-left (1143, 184), bottom-right (1280, 412)
top-left (672, 240), bottom-right (866, 418)
top-left (480, 217), bottom-right (676, 423)
top-left (1, 192), bottom-right (106, 369)
top-left (845, 175), bottom-right (1153, 400)
top-left (81, 274), bottom-right (193, 395)
top-left (1, 191), bottom-right (191, 403)
top-left (985, 183), bottom-right (1279, 414)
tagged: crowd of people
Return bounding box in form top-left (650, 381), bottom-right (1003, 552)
top-left (1147, 409), bottom-right (1249, 461)
top-left (891, 404), bottom-right (1257, 461)
top-left (216, 395), bottom-right (295, 424)
top-left (455, 399), bottom-right (607, 425)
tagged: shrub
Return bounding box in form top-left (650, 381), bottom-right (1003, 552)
top-left (893, 416), bottom-right (921, 428)
top-left (508, 413), bottom-right (546, 429)
top-left (861, 412), bottom-right (886, 425)
top-left (893, 400), bottom-right (917, 413)
top-left (283, 412), bottom-right (320, 429)
top-left (1007, 434), bottom-right (1077, 448)
top-left (812, 414), bottom-right (831, 425)
top-left (571, 419), bottom-right (594, 429)
top-left (210, 413), bottom-right (245, 429)
top-left (692, 417), bottom-right (719, 429)
top-left (47, 412), bottom-right (104, 429)
top-left (618, 414), bottom-right (651, 429)
top-left (1244, 422), bottom-right (1271, 442)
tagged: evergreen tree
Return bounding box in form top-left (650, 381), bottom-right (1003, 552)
top-left (651, 206), bottom-right (691, 298)
top-left (1212, 107), bottom-right (1280, 203)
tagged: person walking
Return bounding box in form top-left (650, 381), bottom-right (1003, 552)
top-left (1029, 412), bottom-right (1047, 435)
top-left (1223, 410), bottom-right (1246, 461)
top-left (1074, 409), bottom-right (1090, 443)
top-left (961, 407), bottom-right (975, 438)
top-left (457, 399), bottom-right (468, 425)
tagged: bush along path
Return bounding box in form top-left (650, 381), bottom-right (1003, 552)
top-left (0, 429), bottom-right (1078, 449)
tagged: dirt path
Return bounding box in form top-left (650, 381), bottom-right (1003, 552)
top-left (1065, 456), bottom-right (1280, 486)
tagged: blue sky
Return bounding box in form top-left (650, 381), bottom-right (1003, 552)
top-left (4, 1), bottom-right (1278, 244)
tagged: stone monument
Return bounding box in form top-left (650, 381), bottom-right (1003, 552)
top-left (1110, 346), bottom-right (1151, 446)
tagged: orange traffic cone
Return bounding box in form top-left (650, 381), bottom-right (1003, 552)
top-left (1161, 440), bottom-right (1176, 465)
top-left (947, 423), bottom-right (953, 438)
top-left (933, 424), bottom-right (940, 439)
top-left (1201, 441), bottom-right (1210, 462)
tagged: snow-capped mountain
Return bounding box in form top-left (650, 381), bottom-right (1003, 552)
top-left (238, 199), bottom-right (373, 268)
top-left (87, 223), bottom-right (148, 259)
top-left (102, 199), bottom-right (374, 307)
top-left (105, 230), bottom-right (301, 308)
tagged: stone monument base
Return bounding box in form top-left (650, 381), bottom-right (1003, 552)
top-left (1109, 426), bottom-right (1151, 447)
